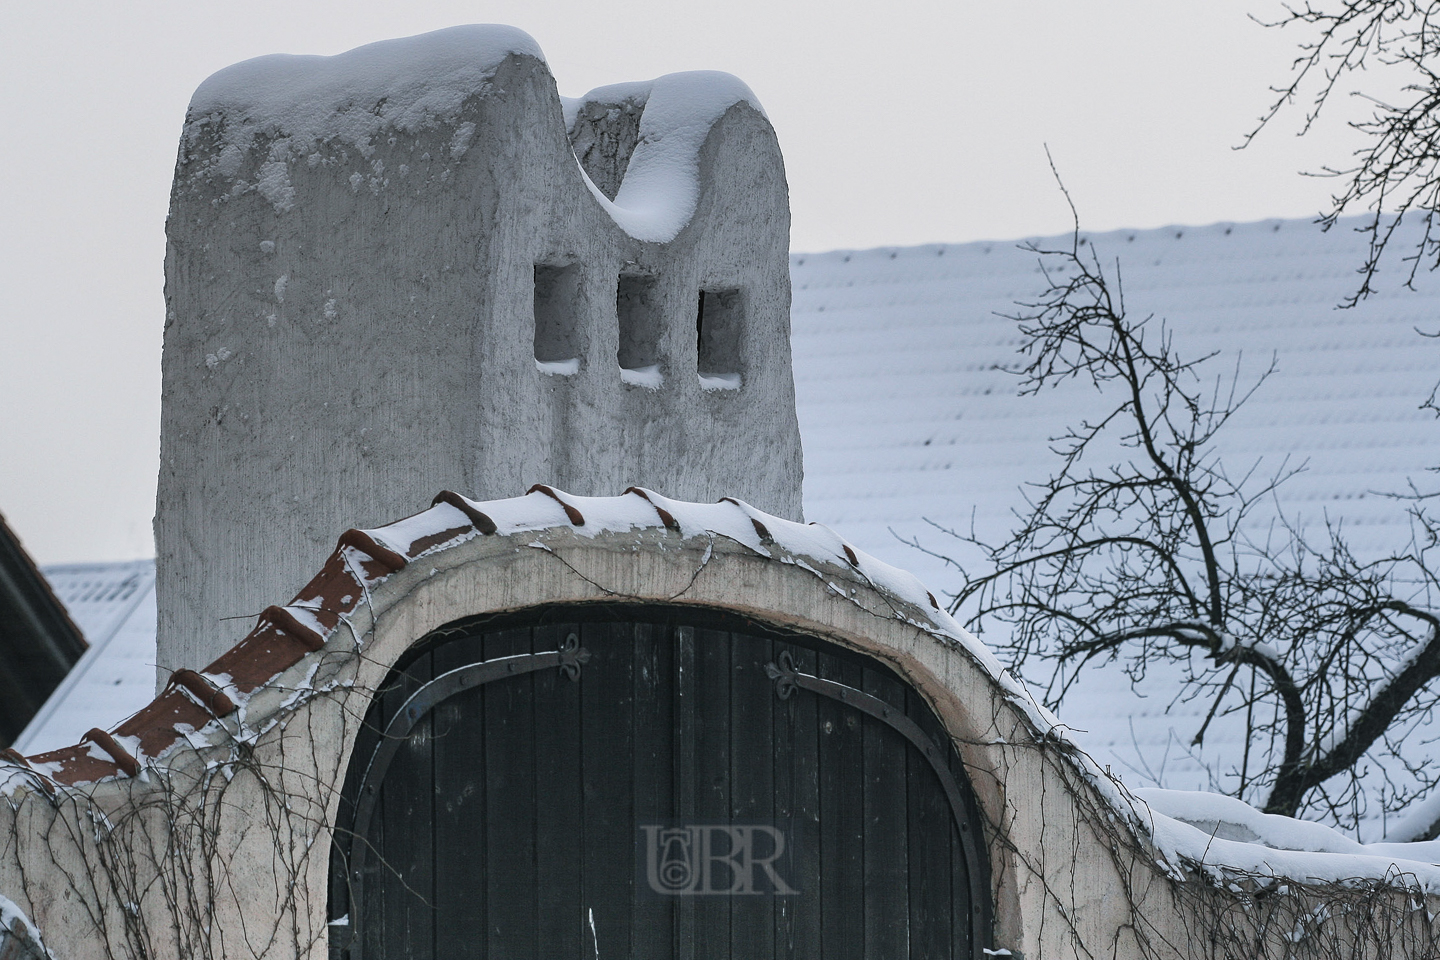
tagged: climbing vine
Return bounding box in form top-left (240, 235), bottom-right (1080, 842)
top-left (0, 537), bottom-right (1436, 959)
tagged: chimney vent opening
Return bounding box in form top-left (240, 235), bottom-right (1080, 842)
top-left (697, 288), bottom-right (743, 379)
top-left (617, 273), bottom-right (663, 373)
top-left (533, 263), bottom-right (583, 366)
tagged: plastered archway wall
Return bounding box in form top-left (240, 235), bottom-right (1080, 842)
top-left (0, 510), bottom-right (1201, 960)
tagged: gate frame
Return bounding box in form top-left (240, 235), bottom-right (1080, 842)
top-left (2, 515), bottom-right (1168, 960)
top-left (332, 603), bottom-right (995, 960)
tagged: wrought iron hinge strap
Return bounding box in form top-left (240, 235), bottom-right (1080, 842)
top-left (765, 649), bottom-right (994, 958)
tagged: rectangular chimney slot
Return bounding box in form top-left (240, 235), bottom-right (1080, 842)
top-left (696, 288), bottom-right (743, 377)
top-left (533, 263), bottom-right (582, 365)
top-left (617, 273), bottom-right (662, 371)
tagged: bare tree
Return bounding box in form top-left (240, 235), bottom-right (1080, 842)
top-left (1253, 3), bottom-right (1440, 522)
top-left (924, 188), bottom-right (1440, 837)
top-left (1251, 1), bottom-right (1440, 303)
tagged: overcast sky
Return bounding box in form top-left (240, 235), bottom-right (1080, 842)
top-left (0, 1), bottom-right (1366, 565)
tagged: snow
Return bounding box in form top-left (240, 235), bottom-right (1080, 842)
top-left (13, 487), bottom-right (1440, 889)
top-left (535, 358), bottom-right (580, 377)
top-left (185, 26), bottom-right (763, 241)
top-left (0, 893), bottom-right (51, 960)
top-left (448, 121), bottom-right (477, 160)
top-left (367, 505), bottom-right (477, 560)
top-left (1138, 787), bottom-right (1440, 889)
top-left (569, 71), bottom-right (766, 243)
top-left (792, 220), bottom-right (1440, 591)
top-left (14, 561), bottom-right (157, 755)
top-left (185, 25), bottom-right (545, 160)
top-left (699, 372), bottom-right (742, 391)
top-left (560, 80), bottom-right (651, 131)
top-left (15, 213), bottom-right (1440, 884)
top-left (791, 216), bottom-right (1440, 840)
top-left (620, 365), bottom-right (664, 389)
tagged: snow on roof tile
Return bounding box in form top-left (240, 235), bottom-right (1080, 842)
top-left (7, 487), bottom-right (1440, 887)
top-left (15, 214), bottom-right (1440, 840)
top-left (792, 216), bottom-right (1440, 838)
top-left (13, 562), bottom-right (157, 756)
top-left (7, 487), bottom-right (1003, 789)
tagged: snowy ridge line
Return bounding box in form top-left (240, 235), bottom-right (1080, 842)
top-left (0, 486), bottom-right (1023, 788)
top-left (1135, 787), bottom-right (1440, 891)
top-left (184, 24), bottom-right (544, 154)
top-left (180, 24), bottom-right (765, 242)
top-left (6, 486), bottom-right (1440, 889)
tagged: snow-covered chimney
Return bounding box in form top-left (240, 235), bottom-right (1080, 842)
top-left (156, 26), bottom-right (802, 676)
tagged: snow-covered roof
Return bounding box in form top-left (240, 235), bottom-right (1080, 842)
top-left (9, 486), bottom-right (1025, 786)
top-left (14, 561), bottom-right (156, 755)
top-left (10, 486), bottom-right (1440, 892)
top-left (185, 23), bottom-right (765, 243)
top-left (793, 217), bottom-right (1439, 582)
top-left (19, 214), bottom-right (1440, 839)
top-left (791, 216), bottom-right (1440, 838)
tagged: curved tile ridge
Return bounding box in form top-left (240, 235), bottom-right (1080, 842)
top-left (9, 491), bottom-right (1440, 890)
top-left (7, 486), bottom-right (1035, 790)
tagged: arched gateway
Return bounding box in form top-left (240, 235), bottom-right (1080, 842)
top-left (1, 487), bottom-right (1223, 959)
top-left (10, 25), bottom-right (1425, 960)
top-left (330, 605), bottom-right (991, 960)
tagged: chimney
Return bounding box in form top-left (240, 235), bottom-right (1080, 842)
top-left (155, 26), bottom-right (802, 676)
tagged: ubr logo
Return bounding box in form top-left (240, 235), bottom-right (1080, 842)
top-left (640, 823), bottom-right (799, 895)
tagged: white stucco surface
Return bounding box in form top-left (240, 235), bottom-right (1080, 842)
top-left (158, 26), bottom-right (802, 676)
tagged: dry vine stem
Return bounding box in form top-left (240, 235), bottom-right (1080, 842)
top-left (0, 510), bottom-right (1436, 959)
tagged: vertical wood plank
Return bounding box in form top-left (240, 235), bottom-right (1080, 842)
top-left (431, 631), bottom-right (488, 960)
top-left (485, 626), bottom-right (538, 960)
top-left (534, 620), bottom-right (585, 960)
top-left (816, 651), bottom-right (864, 960)
top-left (631, 620), bottom-right (675, 959)
top-left (693, 627), bottom-right (732, 960)
top-left (359, 763), bottom-right (386, 960)
top-left (729, 630), bottom-right (775, 959)
top-left (775, 643), bottom-right (821, 960)
top-left (580, 620), bottom-right (634, 960)
top-left (673, 624), bottom-right (697, 960)
top-left (906, 732), bottom-right (952, 960)
top-left (346, 614), bottom-right (984, 960)
top-left (862, 667), bottom-right (909, 960)
top-left (951, 820), bottom-right (972, 960)
top-left (380, 651), bottom-right (435, 960)
top-left (343, 661), bottom-right (400, 959)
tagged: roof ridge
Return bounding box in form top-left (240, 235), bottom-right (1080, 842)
top-left (10, 487), bottom-right (970, 787)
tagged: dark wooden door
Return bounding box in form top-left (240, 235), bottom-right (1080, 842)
top-left (330, 607), bottom-right (991, 960)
